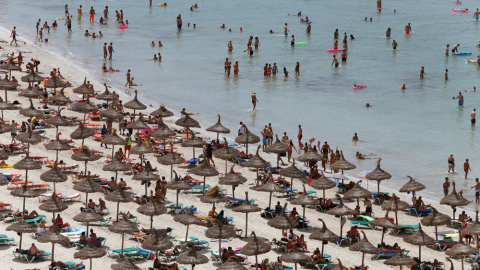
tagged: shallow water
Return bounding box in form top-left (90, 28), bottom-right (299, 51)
top-left (2, 0), bottom-right (480, 202)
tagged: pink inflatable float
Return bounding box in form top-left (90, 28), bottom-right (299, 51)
top-left (352, 84), bottom-right (366, 90)
top-left (327, 49), bottom-right (344, 52)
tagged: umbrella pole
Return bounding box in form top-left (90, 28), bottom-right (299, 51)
top-left (232, 186), bottom-right (235, 200)
top-left (290, 178), bottom-right (294, 198)
top-left (225, 160), bottom-right (227, 175)
top-left (245, 212), bottom-right (248, 237)
top-left (121, 233), bottom-right (125, 256)
top-left (170, 164), bottom-right (173, 178)
top-left (462, 255), bottom-right (464, 270)
top-left (323, 189), bottom-right (325, 200)
top-left (84, 161), bottom-right (87, 176)
top-left (51, 242), bottom-right (55, 263)
top-left (145, 183), bottom-right (148, 197)
top-left (255, 254), bottom-right (258, 270)
top-left (321, 242), bottom-right (324, 257)
top-left (203, 176), bottom-right (206, 195)
top-left (85, 192), bottom-right (89, 207)
top-left (176, 189), bottom-right (180, 208)
top-left (302, 205), bottom-right (306, 228)
top-left (89, 258), bottom-right (92, 270)
top-left (256, 170), bottom-right (259, 187)
top-left (193, 146), bottom-right (195, 165)
top-left (395, 210), bottom-right (399, 225)
top-left (185, 224), bottom-right (189, 242)
top-left (219, 237), bottom-right (222, 256)
top-left (19, 233), bottom-right (23, 249)
top-left (381, 229), bottom-right (385, 244)
top-left (246, 142), bottom-right (249, 156)
top-left (116, 201), bottom-right (120, 222)
top-left (361, 253), bottom-right (365, 268)
top-left (86, 222), bottom-right (89, 237)
top-left (268, 192), bottom-right (272, 209)
top-left (22, 197), bottom-right (26, 213)
top-left (115, 171), bottom-right (118, 182)
top-left (339, 219), bottom-right (342, 237)
top-left (295, 263), bottom-right (297, 270)
top-left (377, 181), bottom-right (380, 195)
top-left (418, 246), bottom-right (421, 262)
top-left (435, 226), bottom-right (438, 241)
top-left (150, 215), bottom-right (153, 229)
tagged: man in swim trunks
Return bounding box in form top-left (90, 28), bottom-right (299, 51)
top-left (103, 43), bottom-right (107, 59)
top-left (251, 92), bottom-right (257, 110)
top-left (125, 69), bottom-right (131, 87)
top-left (474, 9), bottom-right (480, 21)
top-left (405, 23), bottom-right (411, 34)
top-left (298, 125), bottom-right (302, 146)
top-left (104, 6), bottom-right (109, 18)
top-left (377, 0), bottom-right (381, 11)
top-left (78, 5), bottom-right (83, 20)
top-left (455, 92), bottom-right (464, 107)
top-left (471, 108), bottom-right (476, 126)
top-left (464, 158), bottom-right (471, 179)
top-left (261, 125), bottom-right (269, 151)
top-left (89, 6), bottom-right (95, 22)
top-left (177, 15), bottom-right (182, 29)
top-left (10, 27), bottom-right (17, 46)
top-left (331, 55), bottom-right (339, 67)
top-left (452, 44), bottom-right (460, 53)
top-left (471, 178), bottom-right (480, 202)
top-left (443, 177), bottom-right (450, 197)
top-left (448, 154), bottom-right (455, 173)
top-left (284, 23), bottom-right (288, 36)
top-left (267, 123), bottom-right (273, 145)
top-left (108, 42), bottom-right (114, 60)
top-left (446, 44), bottom-right (450, 56)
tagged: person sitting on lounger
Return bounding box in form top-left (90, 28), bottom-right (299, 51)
top-left (310, 167), bottom-right (321, 179)
top-left (55, 214), bottom-right (64, 230)
top-left (320, 198), bottom-right (335, 209)
top-left (346, 226), bottom-right (361, 239)
top-left (274, 201), bottom-right (283, 214)
top-left (87, 199), bottom-right (96, 210)
top-left (28, 243), bottom-right (40, 256)
top-left (89, 229), bottom-right (101, 247)
top-left (97, 198), bottom-right (106, 212)
top-left (288, 229), bottom-right (298, 241)
top-left (118, 178), bottom-right (127, 190)
top-left (312, 249), bottom-right (329, 264)
top-left (208, 206), bottom-right (218, 218)
top-left (36, 220), bottom-right (47, 236)
top-left (52, 261), bottom-right (84, 269)
top-left (216, 210), bottom-right (228, 224)
top-left (361, 198), bottom-right (373, 217)
top-left (289, 207), bottom-right (301, 221)
top-left (79, 232), bottom-right (87, 245)
top-left (296, 234), bottom-right (308, 252)
top-left (108, 177), bottom-right (117, 192)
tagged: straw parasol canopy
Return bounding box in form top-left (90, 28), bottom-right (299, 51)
top-left (190, 159), bottom-right (219, 194)
top-left (39, 193), bottom-right (68, 214)
top-left (6, 218), bottom-right (37, 249)
top-left (243, 146), bottom-right (271, 186)
top-left (206, 114), bottom-right (230, 141)
top-left (0, 60), bottom-right (21, 72)
top-left (16, 125), bottom-right (42, 145)
top-left (0, 149), bottom-right (8, 161)
top-left (175, 112), bottom-right (200, 128)
top-left (101, 130), bottom-right (126, 145)
top-left (71, 122), bottom-right (96, 140)
top-left (232, 192), bottom-right (262, 237)
top-left (14, 154), bottom-right (42, 170)
top-left (297, 146), bottom-right (323, 163)
top-left (141, 230), bottom-right (173, 256)
top-left (279, 159), bottom-right (305, 179)
top-left (331, 259), bottom-right (349, 270)
top-left (19, 98), bottom-right (44, 118)
top-left (344, 181), bottom-right (372, 207)
top-left (99, 108), bottom-right (124, 119)
top-left (96, 84), bottom-right (118, 101)
top-left (349, 231), bottom-right (380, 268)
top-left (256, 180), bottom-right (285, 209)
top-left (21, 68), bottom-right (44, 83)
top-left (381, 193), bottom-right (409, 225)
top-left (19, 86), bottom-right (42, 98)
top-left (403, 224), bottom-right (436, 262)
top-left (234, 125), bottom-right (260, 155)
top-left (126, 118), bottom-right (150, 130)
top-left (103, 159), bottom-right (131, 172)
top-left (130, 137), bottom-right (154, 156)
top-left (176, 242), bottom-right (209, 269)
top-left (73, 173), bottom-right (103, 205)
top-left (219, 165), bottom-right (247, 199)
top-left (173, 205), bottom-right (204, 241)
top-left (0, 121), bottom-right (14, 134)
top-left (71, 146), bottom-right (102, 162)
top-left (309, 218), bottom-right (339, 257)
top-left (265, 134), bottom-right (289, 154)
top-left (74, 241), bottom-right (107, 270)
top-left (445, 231), bottom-right (478, 270)
top-left (330, 150), bottom-right (356, 174)
top-left (369, 211), bottom-right (400, 243)
top-left (164, 171), bottom-right (191, 208)
top-left (73, 208), bottom-right (103, 238)
top-left (150, 124), bottom-right (176, 138)
top-left (206, 222), bottom-right (237, 256)
top-left (327, 194), bottom-right (357, 236)
top-left (421, 206), bottom-right (450, 241)
top-left (181, 132), bottom-right (206, 164)
top-left (108, 216), bottom-right (140, 255)
top-left (267, 203), bottom-right (299, 229)
top-left (0, 78), bottom-right (18, 89)
top-left (150, 105), bottom-right (174, 118)
top-left (217, 257), bottom-right (247, 270)
top-left (37, 227), bottom-right (70, 263)
top-left (365, 158), bottom-right (391, 194)
top-left (440, 181), bottom-right (470, 219)
top-left (0, 96), bottom-right (15, 120)
top-left (124, 90), bottom-right (147, 110)
top-left (73, 78), bottom-right (95, 95)
top-left (137, 191), bottom-right (167, 229)
top-left (131, 170), bottom-right (160, 182)
top-left (157, 152), bottom-right (185, 178)
top-left (44, 75), bottom-right (65, 89)
top-left (46, 108), bottom-right (70, 127)
top-left (111, 258), bottom-right (141, 270)
top-left (105, 188), bottom-right (134, 221)
top-left (291, 185), bottom-right (319, 227)
top-left (384, 249), bottom-right (417, 269)
top-left (463, 211), bottom-right (480, 248)
top-left (200, 185), bottom-right (229, 206)
top-left (213, 139), bottom-right (241, 174)
top-left (241, 232), bottom-right (271, 260)
top-left (45, 132), bottom-right (71, 158)
top-left (75, 98), bottom-right (98, 114)
top-left (280, 248), bottom-right (312, 270)
top-left (48, 87), bottom-right (72, 105)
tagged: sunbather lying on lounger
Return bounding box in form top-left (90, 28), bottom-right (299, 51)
top-left (152, 259), bottom-right (180, 270)
top-left (51, 261), bottom-right (84, 269)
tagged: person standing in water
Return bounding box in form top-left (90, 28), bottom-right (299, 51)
top-left (284, 23), bottom-right (288, 36)
top-left (177, 15), bottom-right (182, 29)
top-left (448, 154), bottom-right (455, 173)
top-left (295, 62), bottom-right (300, 75)
top-left (464, 159), bottom-right (471, 179)
top-left (377, 0), bottom-right (382, 12)
top-left (455, 91), bottom-right (464, 107)
top-left (108, 42), bottom-right (114, 60)
top-left (386, 27), bottom-right (391, 38)
top-left (471, 108), bottom-right (476, 126)
top-left (420, 66), bottom-right (425, 78)
top-left (392, 40), bottom-right (397, 50)
top-left (89, 6), bottom-right (95, 22)
top-left (445, 69), bottom-right (448, 81)
top-left (103, 43), bottom-right (107, 59)
top-left (251, 92), bottom-right (257, 110)
top-left (297, 125), bottom-right (302, 146)
top-left (331, 55), bottom-right (339, 67)
top-left (446, 44), bottom-right (450, 56)
top-left (65, 16), bottom-right (72, 32)
top-left (471, 178), bottom-right (480, 202)
top-left (405, 23), bottom-right (412, 34)
top-left (306, 23), bottom-right (311, 34)
top-left (78, 5), bottom-right (83, 20)
top-left (474, 9), bottom-right (480, 21)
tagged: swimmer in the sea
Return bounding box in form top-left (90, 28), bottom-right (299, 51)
top-left (158, 41), bottom-right (163, 47)
top-left (221, 24), bottom-right (225, 28)
top-left (270, 30), bottom-right (274, 34)
top-left (401, 84), bottom-right (406, 90)
top-left (153, 54), bottom-right (158, 61)
top-left (151, 41), bottom-right (155, 46)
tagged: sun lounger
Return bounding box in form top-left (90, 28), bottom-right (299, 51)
top-left (466, 254), bottom-right (480, 263)
top-left (16, 250), bottom-right (52, 263)
top-left (350, 220), bottom-right (376, 230)
top-left (315, 263), bottom-right (332, 270)
top-left (409, 207), bottom-right (433, 217)
top-left (107, 247), bottom-right (144, 259)
top-left (337, 236), bottom-right (359, 246)
top-left (59, 193), bottom-right (82, 202)
top-left (371, 250), bottom-right (409, 260)
top-left (194, 214), bottom-right (234, 226)
top-left (0, 237), bottom-right (15, 245)
top-left (166, 203), bottom-right (184, 211)
top-left (90, 217), bottom-right (112, 226)
top-left (27, 183), bottom-right (50, 190)
top-left (391, 224), bottom-right (419, 234)
top-left (189, 184), bottom-right (210, 192)
top-left (225, 195), bottom-right (257, 207)
top-left (0, 203), bottom-right (12, 210)
top-left (433, 239), bottom-right (457, 251)
top-left (420, 262), bottom-right (445, 270)
top-left (13, 215), bottom-right (46, 224)
top-left (173, 238), bottom-right (209, 250)
top-left (53, 261), bottom-right (86, 270)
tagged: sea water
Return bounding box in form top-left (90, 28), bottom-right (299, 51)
top-left (1, 0), bottom-right (480, 203)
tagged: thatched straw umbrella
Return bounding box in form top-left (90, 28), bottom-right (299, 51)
top-left (132, 170), bottom-right (160, 196)
top-left (256, 180), bottom-right (285, 209)
top-left (101, 129), bottom-right (127, 158)
top-left (267, 203), bottom-right (299, 230)
top-left (243, 146), bottom-right (271, 187)
top-left (0, 96), bottom-right (15, 121)
top-left (326, 194), bottom-right (357, 236)
top-left (232, 192), bottom-right (261, 237)
top-left (369, 211), bottom-right (400, 244)
top-left (74, 241), bottom-right (107, 270)
top-left (421, 206), bottom-right (450, 241)
top-left (291, 185), bottom-right (319, 228)
top-left (141, 230), bottom-right (173, 258)
top-left (21, 66), bottom-right (44, 83)
top-left (403, 224), bottom-right (435, 262)
top-left (234, 125), bottom-right (260, 156)
top-left (103, 159), bottom-right (131, 182)
top-left (265, 135), bottom-right (289, 167)
top-left (0, 75), bottom-right (19, 101)
top-left (99, 108), bottom-right (124, 120)
top-left (206, 222), bottom-right (236, 256)
top-left (73, 172), bottom-right (104, 205)
top-left (331, 259), bottom-right (348, 270)
top-left (440, 182), bottom-right (470, 220)
top-left (151, 124), bottom-right (176, 156)
top-left (0, 121), bottom-right (14, 134)
top-left (181, 132), bottom-right (206, 165)
top-left (36, 225), bottom-right (69, 263)
top-left (206, 114), bottom-right (230, 142)
top-left (349, 231), bottom-right (380, 268)
top-left (48, 87), bottom-right (71, 106)
top-left (383, 248), bottom-right (416, 270)
top-left (73, 209), bottom-right (103, 238)
top-left (190, 159), bottom-right (219, 194)
top-left (75, 97), bottom-right (98, 123)
top-left (16, 124), bottom-right (42, 154)
top-left (176, 242), bottom-right (209, 270)
top-left (39, 193), bottom-right (68, 223)
top-left (365, 158), bottom-right (391, 194)
top-left (463, 211), bottom-right (480, 252)
top-left (330, 150), bottom-right (356, 179)
top-left (46, 108), bottom-right (70, 136)
top-left (309, 219), bottom-right (339, 257)
top-left (10, 185), bottom-right (41, 213)
top-left (111, 258), bottom-right (141, 270)
top-left (137, 191), bottom-right (167, 229)
top-left (19, 98), bottom-right (44, 118)
top-left (213, 138), bottom-right (241, 174)
top-left (124, 90), bottom-right (147, 120)
top-left (157, 152), bottom-right (186, 178)
top-left (105, 188), bottom-right (134, 221)
top-left (0, 149), bottom-right (8, 162)
top-left (108, 216), bottom-right (140, 256)
top-left (241, 231), bottom-right (271, 269)
top-left (344, 181), bottom-right (372, 208)
top-left (19, 82), bottom-right (42, 98)
top-left (72, 78), bottom-right (94, 97)
top-left (44, 75), bottom-right (65, 90)
top-left (97, 84), bottom-right (118, 104)
top-left (173, 206), bottom-right (204, 241)
top-left (279, 159), bottom-right (306, 198)
top-left (164, 171), bottom-right (191, 208)
top-left (297, 146), bottom-right (323, 168)
top-left (217, 257), bottom-right (247, 270)
top-left (72, 145), bottom-right (102, 176)
top-left (200, 185), bottom-right (229, 209)
top-left (280, 248), bottom-right (312, 270)
top-left (6, 218), bottom-right (37, 249)
top-left (308, 170), bottom-right (337, 201)
top-left (381, 193), bottom-right (409, 225)
top-left (445, 230), bottom-right (478, 270)
top-left (45, 132), bottom-right (71, 159)
top-left (175, 112), bottom-right (200, 139)
top-left (70, 122), bottom-right (96, 144)
top-left (130, 137), bottom-right (154, 166)
top-left (126, 118), bottom-right (150, 131)
top-left (150, 105), bottom-right (174, 118)
top-left (219, 165), bottom-right (247, 199)
top-left (13, 153), bottom-right (42, 211)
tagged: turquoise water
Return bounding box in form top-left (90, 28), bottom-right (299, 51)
top-left (1, 0), bottom-right (480, 201)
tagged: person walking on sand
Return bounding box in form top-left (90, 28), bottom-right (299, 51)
top-left (125, 70), bottom-right (131, 87)
top-left (251, 92), bottom-right (257, 110)
top-left (89, 6), bottom-right (95, 22)
top-left (471, 178), bottom-right (480, 202)
top-left (455, 91), bottom-right (464, 107)
top-left (448, 154), bottom-right (455, 173)
top-left (10, 27), bottom-right (17, 46)
top-left (471, 108), bottom-right (476, 125)
top-left (464, 159), bottom-right (471, 179)
top-left (443, 177), bottom-right (450, 197)
top-left (108, 43), bottom-right (114, 60)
